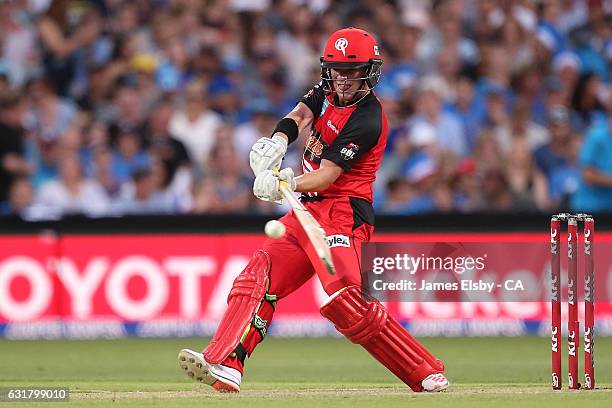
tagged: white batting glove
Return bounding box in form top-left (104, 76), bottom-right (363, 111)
top-left (253, 168), bottom-right (296, 203)
top-left (249, 135), bottom-right (288, 176)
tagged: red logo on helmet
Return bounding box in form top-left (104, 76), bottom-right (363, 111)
top-left (322, 27), bottom-right (380, 64)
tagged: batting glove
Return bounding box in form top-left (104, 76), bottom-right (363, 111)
top-left (249, 135), bottom-right (288, 177)
top-left (253, 168), bottom-right (295, 203)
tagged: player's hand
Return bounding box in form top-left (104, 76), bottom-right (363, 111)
top-left (249, 135), bottom-right (288, 176)
top-left (253, 168), bottom-right (295, 203)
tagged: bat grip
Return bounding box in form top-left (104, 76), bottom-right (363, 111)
top-left (273, 167), bottom-right (291, 190)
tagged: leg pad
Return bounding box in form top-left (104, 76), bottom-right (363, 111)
top-left (204, 250), bottom-right (270, 364)
top-left (320, 286), bottom-right (444, 391)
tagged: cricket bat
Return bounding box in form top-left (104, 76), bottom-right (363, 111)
top-left (275, 169), bottom-right (335, 276)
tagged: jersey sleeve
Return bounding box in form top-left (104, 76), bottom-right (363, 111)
top-left (321, 106), bottom-right (383, 171)
top-left (299, 82), bottom-right (325, 117)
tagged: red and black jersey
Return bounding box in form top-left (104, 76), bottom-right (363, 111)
top-left (299, 83), bottom-right (388, 204)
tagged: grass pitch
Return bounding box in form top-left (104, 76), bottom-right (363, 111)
top-left (0, 336), bottom-right (610, 407)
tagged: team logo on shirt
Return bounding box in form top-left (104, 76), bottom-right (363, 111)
top-left (304, 130), bottom-right (326, 162)
top-left (340, 142), bottom-right (359, 161)
top-left (335, 38), bottom-right (348, 56)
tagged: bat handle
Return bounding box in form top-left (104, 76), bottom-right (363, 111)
top-left (273, 167), bottom-right (291, 190)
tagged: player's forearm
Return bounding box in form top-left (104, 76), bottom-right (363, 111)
top-left (294, 166), bottom-right (341, 193)
top-left (269, 103), bottom-right (313, 145)
top-left (294, 172), bottom-right (332, 192)
top-left (286, 103), bottom-right (314, 133)
top-left (583, 167), bottom-right (612, 187)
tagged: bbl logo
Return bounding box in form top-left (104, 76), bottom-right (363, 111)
top-left (340, 142), bottom-right (359, 161)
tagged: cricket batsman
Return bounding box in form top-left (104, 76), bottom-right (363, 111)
top-left (178, 27), bottom-right (449, 393)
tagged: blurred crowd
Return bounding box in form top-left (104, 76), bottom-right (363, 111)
top-left (0, 0), bottom-right (611, 219)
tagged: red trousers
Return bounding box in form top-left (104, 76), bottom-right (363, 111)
top-left (264, 196), bottom-right (373, 297)
top-left (233, 196), bottom-right (373, 369)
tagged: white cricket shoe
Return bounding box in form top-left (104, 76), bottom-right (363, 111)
top-left (178, 349), bottom-right (241, 393)
top-left (421, 373), bottom-right (449, 392)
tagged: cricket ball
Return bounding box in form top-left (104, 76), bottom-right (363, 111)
top-left (264, 220), bottom-right (285, 239)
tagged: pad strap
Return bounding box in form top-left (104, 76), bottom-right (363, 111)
top-left (232, 344), bottom-right (248, 365)
top-left (320, 286), bottom-right (444, 391)
top-left (204, 250), bottom-right (271, 364)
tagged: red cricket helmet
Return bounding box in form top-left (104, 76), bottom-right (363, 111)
top-left (320, 27), bottom-right (383, 103)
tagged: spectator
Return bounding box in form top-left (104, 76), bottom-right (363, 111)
top-left (111, 126), bottom-right (150, 185)
top-left (452, 159), bottom-right (483, 212)
top-left (533, 106), bottom-right (580, 211)
top-left (419, 4), bottom-right (478, 69)
top-left (446, 73), bottom-right (486, 151)
top-left (573, 24), bottom-right (610, 83)
top-left (406, 121), bottom-right (439, 159)
top-left (411, 75), bottom-right (468, 157)
top-left (377, 16), bottom-right (423, 101)
top-left (0, 67), bottom-right (9, 94)
top-left (399, 139), bottom-right (440, 215)
top-left (82, 121), bottom-right (111, 173)
top-left (233, 99), bottom-right (277, 159)
top-left (0, 177), bottom-right (35, 217)
top-left (494, 99), bottom-right (548, 155)
top-left (500, 17), bottom-right (534, 72)
top-left (24, 77), bottom-right (78, 144)
top-left (0, 0), bottom-right (37, 88)
top-left (34, 154), bottom-right (110, 217)
top-left (91, 144), bottom-right (120, 197)
top-left (147, 100), bottom-right (192, 185)
top-left (473, 130), bottom-right (505, 174)
top-left (111, 168), bottom-right (173, 215)
top-left (474, 167), bottom-right (534, 213)
top-left (0, 92), bottom-right (31, 205)
top-left (198, 47), bottom-right (241, 121)
top-left (276, 5), bottom-right (318, 94)
top-left (169, 79), bottom-right (223, 167)
top-left (533, 25), bottom-right (558, 70)
top-left (194, 140), bottom-right (252, 213)
top-left (552, 51), bottom-right (581, 103)
top-left (570, 73), bottom-right (607, 132)
top-left (482, 83), bottom-right (512, 152)
top-left (504, 127), bottom-right (537, 200)
top-left (156, 37), bottom-right (194, 92)
top-left (511, 66), bottom-right (546, 126)
top-left (435, 45), bottom-right (461, 100)
top-left (535, 76), bottom-right (567, 125)
top-left (571, 118), bottom-right (612, 213)
top-left (376, 177), bottom-right (413, 214)
top-left (477, 43), bottom-right (512, 98)
top-left (107, 84), bottom-right (146, 136)
top-left (0, 1), bottom-right (609, 217)
top-left (191, 177), bottom-right (224, 214)
top-left (36, 0), bottom-right (103, 96)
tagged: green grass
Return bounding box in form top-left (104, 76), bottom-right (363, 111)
top-left (0, 337), bottom-right (610, 407)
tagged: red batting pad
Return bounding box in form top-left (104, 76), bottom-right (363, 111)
top-left (320, 286), bottom-right (444, 391)
top-left (204, 250), bottom-right (270, 364)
